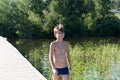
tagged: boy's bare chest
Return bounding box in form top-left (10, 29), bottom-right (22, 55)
top-left (55, 43), bottom-right (66, 53)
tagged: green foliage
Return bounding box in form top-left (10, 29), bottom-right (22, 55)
top-left (70, 40), bottom-right (120, 80)
top-left (111, 0), bottom-right (120, 8)
top-left (50, 0), bottom-right (85, 17)
top-left (96, 16), bottom-right (120, 36)
top-left (30, 0), bottom-right (45, 25)
top-left (94, 0), bottom-right (111, 17)
top-left (0, 0), bottom-right (44, 38)
top-left (0, 0), bottom-right (30, 38)
top-left (45, 12), bottom-right (60, 33)
top-left (63, 14), bottom-right (87, 37)
top-left (0, 0), bottom-right (120, 38)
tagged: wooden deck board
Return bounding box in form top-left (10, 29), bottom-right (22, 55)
top-left (0, 36), bottom-right (47, 80)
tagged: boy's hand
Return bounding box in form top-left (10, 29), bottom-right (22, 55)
top-left (68, 66), bottom-right (71, 72)
top-left (52, 69), bottom-right (58, 75)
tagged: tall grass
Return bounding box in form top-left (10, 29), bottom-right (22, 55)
top-left (70, 40), bottom-right (120, 80)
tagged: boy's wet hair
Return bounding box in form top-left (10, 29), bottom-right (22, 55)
top-left (54, 24), bottom-right (64, 35)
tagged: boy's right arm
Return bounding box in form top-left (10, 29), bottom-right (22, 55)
top-left (49, 42), bottom-right (55, 69)
top-left (49, 42), bottom-right (58, 74)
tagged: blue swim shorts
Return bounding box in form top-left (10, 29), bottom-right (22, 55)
top-left (55, 66), bottom-right (69, 75)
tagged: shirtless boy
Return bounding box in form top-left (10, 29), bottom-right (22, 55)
top-left (49, 24), bottom-right (71, 80)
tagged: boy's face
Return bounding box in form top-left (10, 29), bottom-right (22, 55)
top-left (55, 30), bottom-right (65, 40)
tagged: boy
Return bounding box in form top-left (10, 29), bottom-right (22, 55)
top-left (49, 24), bottom-right (71, 80)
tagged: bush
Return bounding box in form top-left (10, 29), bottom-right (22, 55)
top-left (63, 14), bottom-right (87, 37)
top-left (96, 16), bottom-right (120, 37)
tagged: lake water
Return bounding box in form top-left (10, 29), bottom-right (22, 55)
top-left (8, 37), bottom-right (120, 80)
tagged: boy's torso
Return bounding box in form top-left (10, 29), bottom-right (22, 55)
top-left (53, 41), bottom-right (68, 68)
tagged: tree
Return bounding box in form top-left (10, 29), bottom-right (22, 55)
top-left (30, 0), bottom-right (48, 25)
top-left (0, 0), bottom-right (17, 37)
top-left (94, 0), bottom-right (111, 19)
top-left (96, 16), bottom-right (120, 36)
top-left (48, 0), bottom-right (88, 37)
top-left (0, 0), bottom-right (44, 38)
top-left (111, 0), bottom-right (120, 8)
top-left (50, 0), bottom-right (84, 17)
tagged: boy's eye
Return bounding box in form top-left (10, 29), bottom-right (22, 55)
top-left (56, 31), bottom-right (64, 35)
top-left (57, 32), bottom-right (61, 34)
top-left (58, 32), bottom-right (61, 34)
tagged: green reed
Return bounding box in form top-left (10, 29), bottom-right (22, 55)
top-left (70, 40), bottom-right (120, 80)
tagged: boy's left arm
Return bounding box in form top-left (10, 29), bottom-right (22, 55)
top-left (66, 42), bottom-right (71, 71)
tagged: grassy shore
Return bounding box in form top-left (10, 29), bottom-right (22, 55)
top-left (69, 40), bottom-right (120, 80)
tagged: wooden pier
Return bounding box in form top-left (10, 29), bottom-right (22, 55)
top-left (0, 36), bottom-right (47, 80)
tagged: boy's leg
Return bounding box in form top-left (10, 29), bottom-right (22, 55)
top-left (61, 75), bottom-right (69, 80)
top-left (53, 74), bottom-right (60, 80)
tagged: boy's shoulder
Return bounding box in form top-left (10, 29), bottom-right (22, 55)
top-left (63, 41), bottom-right (68, 43)
top-left (63, 41), bottom-right (69, 46)
top-left (50, 40), bottom-right (57, 44)
top-left (50, 41), bottom-right (69, 45)
top-left (50, 41), bottom-right (57, 46)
